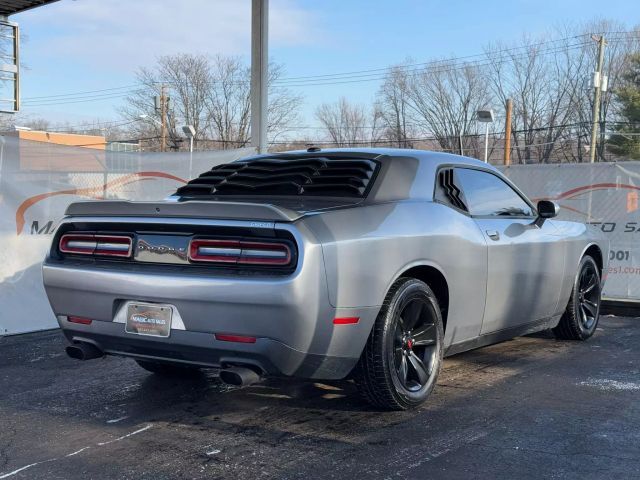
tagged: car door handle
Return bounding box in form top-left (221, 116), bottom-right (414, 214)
top-left (486, 230), bottom-right (500, 241)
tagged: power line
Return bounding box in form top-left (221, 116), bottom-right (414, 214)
top-left (272, 42), bottom-right (593, 86)
top-left (44, 119), bottom-right (138, 133)
top-left (23, 84), bottom-right (139, 101)
top-left (21, 30), bottom-right (639, 106)
top-left (22, 93), bottom-right (132, 107)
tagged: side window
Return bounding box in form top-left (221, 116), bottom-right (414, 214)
top-left (455, 168), bottom-right (534, 217)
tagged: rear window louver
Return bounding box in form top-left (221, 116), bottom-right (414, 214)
top-left (439, 169), bottom-right (467, 211)
top-left (175, 157), bottom-right (378, 198)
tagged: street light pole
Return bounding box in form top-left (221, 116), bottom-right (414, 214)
top-left (182, 125), bottom-right (196, 179)
top-left (484, 123), bottom-right (490, 163)
top-left (476, 109), bottom-right (495, 163)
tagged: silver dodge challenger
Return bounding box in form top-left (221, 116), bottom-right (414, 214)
top-left (42, 148), bottom-right (608, 410)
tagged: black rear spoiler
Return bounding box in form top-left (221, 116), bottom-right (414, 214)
top-left (65, 200), bottom-right (303, 222)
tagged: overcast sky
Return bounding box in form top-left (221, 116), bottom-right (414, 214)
top-left (13, 0), bottom-right (640, 128)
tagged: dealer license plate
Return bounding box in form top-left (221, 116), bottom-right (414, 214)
top-left (125, 303), bottom-right (172, 337)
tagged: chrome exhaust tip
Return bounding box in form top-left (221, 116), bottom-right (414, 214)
top-left (219, 366), bottom-right (262, 386)
top-left (65, 343), bottom-right (104, 361)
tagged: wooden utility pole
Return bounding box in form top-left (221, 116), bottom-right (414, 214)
top-left (160, 85), bottom-right (167, 153)
top-left (589, 35), bottom-right (606, 163)
top-left (504, 98), bottom-right (513, 166)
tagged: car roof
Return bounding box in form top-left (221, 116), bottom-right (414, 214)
top-left (243, 147), bottom-right (497, 171)
top-left (176, 148), bottom-right (504, 204)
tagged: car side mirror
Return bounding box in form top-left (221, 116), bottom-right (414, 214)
top-left (537, 200), bottom-right (559, 218)
top-left (534, 200), bottom-right (559, 226)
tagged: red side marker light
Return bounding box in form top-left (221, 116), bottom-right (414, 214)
top-left (333, 317), bottom-right (360, 325)
top-left (215, 333), bottom-right (257, 344)
top-left (68, 316), bottom-right (92, 325)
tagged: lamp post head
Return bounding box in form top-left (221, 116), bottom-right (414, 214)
top-left (182, 125), bottom-right (196, 138)
top-left (476, 109), bottom-right (495, 123)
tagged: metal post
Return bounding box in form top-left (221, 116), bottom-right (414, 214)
top-left (251, 0), bottom-right (269, 154)
top-left (589, 35), bottom-right (606, 163)
top-left (160, 85), bottom-right (167, 153)
top-left (504, 99), bottom-right (512, 166)
top-left (13, 21), bottom-right (19, 112)
top-left (189, 136), bottom-right (193, 180)
top-left (484, 123), bottom-right (489, 163)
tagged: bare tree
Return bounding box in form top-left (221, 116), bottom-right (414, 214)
top-left (405, 60), bottom-right (493, 156)
top-left (316, 97), bottom-right (382, 147)
top-left (487, 36), bottom-right (580, 163)
top-left (204, 55), bottom-right (251, 148)
top-left (486, 21), bottom-right (640, 163)
top-left (121, 54), bottom-right (216, 150)
top-left (377, 65), bottom-right (417, 147)
top-left (571, 20), bottom-right (640, 161)
top-left (121, 54), bottom-right (303, 151)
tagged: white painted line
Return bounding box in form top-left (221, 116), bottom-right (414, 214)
top-left (97, 425), bottom-right (153, 446)
top-left (65, 447), bottom-right (91, 457)
top-left (106, 416), bottom-right (128, 424)
top-left (0, 459), bottom-right (57, 479)
top-left (0, 425), bottom-right (153, 478)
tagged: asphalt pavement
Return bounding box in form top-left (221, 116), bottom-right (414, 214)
top-left (0, 316), bottom-right (638, 479)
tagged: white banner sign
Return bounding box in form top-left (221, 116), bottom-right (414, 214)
top-left (1, 139), bottom-right (638, 335)
top-left (0, 136), bottom-right (253, 335)
top-left (500, 162), bottom-right (640, 302)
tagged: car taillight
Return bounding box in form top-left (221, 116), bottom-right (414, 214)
top-left (189, 239), bottom-right (292, 266)
top-left (68, 316), bottom-right (93, 325)
top-left (215, 333), bottom-right (257, 343)
top-left (59, 233), bottom-right (132, 258)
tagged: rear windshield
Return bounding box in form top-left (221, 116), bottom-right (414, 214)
top-left (175, 157), bottom-right (379, 199)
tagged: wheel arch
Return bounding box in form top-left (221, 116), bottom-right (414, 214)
top-left (396, 264), bottom-right (450, 333)
top-left (583, 243), bottom-right (604, 278)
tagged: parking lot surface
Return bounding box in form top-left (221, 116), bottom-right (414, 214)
top-left (0, 316), bottom-right (638, 479)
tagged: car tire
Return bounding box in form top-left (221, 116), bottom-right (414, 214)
top-left (135, 359), bottom-right (201, 376)
top-left (554, 255), bottom-right (602, 341)
top-left (354, 277), bottom-right (444, 410)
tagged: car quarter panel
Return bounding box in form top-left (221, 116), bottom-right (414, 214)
top-left (301, 201), bottom-right (489, 347)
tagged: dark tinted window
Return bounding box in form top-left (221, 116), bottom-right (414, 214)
top-left (455, 168), bottom-right (533, 217)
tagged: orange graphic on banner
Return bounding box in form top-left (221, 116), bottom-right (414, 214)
top-left (14, 171), bottom-right (186, 235)
top-left (627, 191), bottom-right (638, 213)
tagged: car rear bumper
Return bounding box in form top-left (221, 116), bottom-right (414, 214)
top-left (57, 316), bottom-right (361, 379)
top-left (42, 254), bottom-right (379, 379)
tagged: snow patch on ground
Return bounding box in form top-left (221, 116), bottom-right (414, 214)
top-left (579, 378), bottom-right (640, 391)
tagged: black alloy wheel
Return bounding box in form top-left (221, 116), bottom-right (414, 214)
top-left (576, 260), bottom-right (601, 331)
top-left (554, 255), bottom-right (601, 341)
top-left (355, 277), bottom-right (444, 410)
top-left (393, 297), bottom-right (439, 392)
